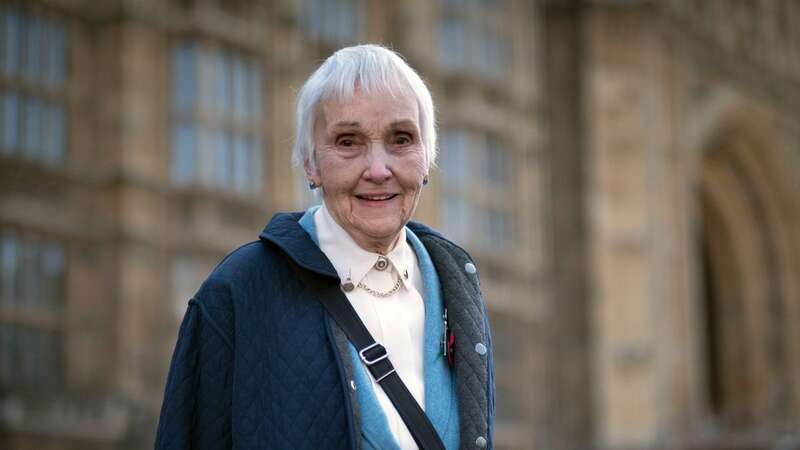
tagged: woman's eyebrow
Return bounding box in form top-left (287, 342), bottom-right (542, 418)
top-left (330, 121), bottom-right (361, 130)
top-left (388, 120), bottom-right (418, 131)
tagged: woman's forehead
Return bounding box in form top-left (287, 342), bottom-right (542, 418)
top-left (317, 89), bottom-right (420, 130)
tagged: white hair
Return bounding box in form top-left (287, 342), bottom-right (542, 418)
top-left (292, 44), bottom-right (437, 171)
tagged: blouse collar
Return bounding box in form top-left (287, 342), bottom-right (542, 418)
top-left (315, 203), bottom-right (416, 291)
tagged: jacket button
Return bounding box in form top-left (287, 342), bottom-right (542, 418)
top-left (475, 436), bottom-right (487, 448)
top-left (474, 343), bottom-right (487, 355)
top-left (350, 380), bottom-right (357, 391)
top-left (464, 262), bottom-right (477, 274)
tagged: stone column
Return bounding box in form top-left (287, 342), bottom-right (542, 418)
top-left (541, 1), bottom-right (592, 449)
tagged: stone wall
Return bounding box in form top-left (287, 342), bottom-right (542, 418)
top-left (581, 2), bottom-right (800, 449)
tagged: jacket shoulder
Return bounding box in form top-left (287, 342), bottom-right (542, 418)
top-left (191, 241), bottom-right (284, 324)
top-left (407, 221), bottom-right (477, 265)
top-left (210, 240), bottom-right (283, 280)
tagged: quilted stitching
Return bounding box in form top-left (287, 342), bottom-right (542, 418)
top-left (418, 236), bottom-right (493, 450)
top-left (154, 241), bottom-right (352, 450)
top-left (230, 247), bottom-right (351, 449)
top-left (155, 297), bottom-right (234, 450)
top-left (154, 213), bottom-right (493, 450)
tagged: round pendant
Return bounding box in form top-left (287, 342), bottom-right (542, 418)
top-left (374, 256), bottom-right (389, 271)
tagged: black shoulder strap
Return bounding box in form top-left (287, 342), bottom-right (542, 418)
top-left (291, 262), bottom-right (446, 450)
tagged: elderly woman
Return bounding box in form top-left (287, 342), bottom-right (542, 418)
top-left (155, 45), bottom-right (494, 450)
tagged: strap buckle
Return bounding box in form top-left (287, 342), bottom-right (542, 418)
top-left (359, 342), bottom-right (389, 365)
top-left (359, 342), bottom-right (395, 382)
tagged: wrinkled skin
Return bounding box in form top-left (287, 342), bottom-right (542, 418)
top-left (305, 88), bottom-right (428, 254)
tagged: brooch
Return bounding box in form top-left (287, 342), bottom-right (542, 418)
top-left (441, 308), bottom-right (455, 367)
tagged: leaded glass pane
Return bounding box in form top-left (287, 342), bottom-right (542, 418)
top-left (0, 323), bottom-right (14, 385)
top-left (232, 56), bottom-right (247, 122)
top-left (483, 136), bottom-right (508, 188)
top-left (303, 0), bottom-right (364, 44)
top-left (439, 17), bottom-right (465, 69)
top-left (19, 236), bottom-right (39, 307)
top-left (440, 129), bottom-right (469, 186)
top-left (197, 49), bottom-right (214, 115)
top-left (173, 44), bottom-right (195, 114)
top-left (1, 8), bottom-right (21, 78)
top-left (22, 15), bottom-right (43, 83)
top-left (213, 131), bottom-right (231, 187)
top-left (197, 127), bottom-right (214, 185)
top-left (40, 331), bottom-right (62, 387)
top-left (0, 232), bottom-right (16, 307)
top-left (45, 21), bottom-right (66, 87)
top-left (305, 0), bottom-right (324, 39)
top-left (214, 50), bottom-right (231, 116)
top-left (442, 195), bottom-right (470, 244)
top-left (43, 103), bottom-right (64, 164)
top-left (0, 91), bottom-right (19, 153)
top-left (247, 61), bottom-right (262, 119)
top-left (22, 95), bottom-right (42, 157)
top-left (249, 138), bottom-right (262, 193)
top-left (40, 241), bottom-right (63, 309)
top-left (336, 0), bottom-right (354, 44)
top-left (172, 123), bottom-right (195, 185)
top-left (19, 327), bottom-right (41, 383)
top-left (487, 208), bottom-right (511, 247)
top-left (233, 136), bottom-right (249, 193)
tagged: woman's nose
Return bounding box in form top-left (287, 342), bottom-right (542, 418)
top-left (363, 143), bottom-right (392, 182)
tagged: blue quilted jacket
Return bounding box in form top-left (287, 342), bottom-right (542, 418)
top-left (154, 212), bottom-right (494, 450)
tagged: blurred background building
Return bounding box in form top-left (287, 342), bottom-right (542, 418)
top-left (0, 0), bottom-right (799, 449)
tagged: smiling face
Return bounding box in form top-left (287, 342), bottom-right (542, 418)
top-left (305, 88), bottom-right (428, 254)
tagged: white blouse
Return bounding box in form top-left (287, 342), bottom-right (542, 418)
top-left (314, 204), bottom-right (425, 450)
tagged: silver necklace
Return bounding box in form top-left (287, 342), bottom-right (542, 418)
top-left (358, 275), bottom-right (402, 298)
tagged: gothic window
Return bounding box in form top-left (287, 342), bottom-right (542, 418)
top-left (0, 6), bottom-right (67, 165)
top-left (171, 41), bottom-right (263, 194)
top-left (439, 128), bottom-right (471, 244)
top-left (438, 0), bottom-right (510, 81)
top-left (301, 0), bottom-right (366, 46)
top-left (0, 230), bottom-right (65, 389)
top-left (476, 134), bottom-right (513, 248)
top-left (439, 127), bottom-right (515, 251)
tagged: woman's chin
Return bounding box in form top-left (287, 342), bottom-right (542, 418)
top-left (348, 218), bottom-right (404, 248)
top-left (351, 200), bottom-right (405, 227)
top-left (360, 222), bottom-right (402, 240)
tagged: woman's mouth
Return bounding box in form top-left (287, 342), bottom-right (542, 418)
top-left (355, 193), bottom-right (398, 202)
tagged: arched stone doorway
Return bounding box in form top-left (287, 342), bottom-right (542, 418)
top-left (697, 112), bottom-right (800, 437)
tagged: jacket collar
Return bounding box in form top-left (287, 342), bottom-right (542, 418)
top-left (258, 210), bottom-right (445, 280)
top-left (258, 211), bottom-right (339, 278)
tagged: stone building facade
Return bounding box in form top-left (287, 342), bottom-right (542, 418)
top-left (544, 1), bottom-right (800, 449)
top-left (0, 0), bottom-right (542, 448)
top-left (0, 0), bottom-right (798, 450)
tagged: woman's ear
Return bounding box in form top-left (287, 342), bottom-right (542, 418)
top-left (304, 158), bottom-right (321, 187)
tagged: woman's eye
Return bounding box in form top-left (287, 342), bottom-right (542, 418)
top-left (336, 136), bottom-right (357, 147)
top-left (394, 133), bottom-right (413, 145)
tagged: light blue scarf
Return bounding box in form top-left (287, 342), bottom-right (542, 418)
top-left (298, 206), bottom-right (459, 449)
